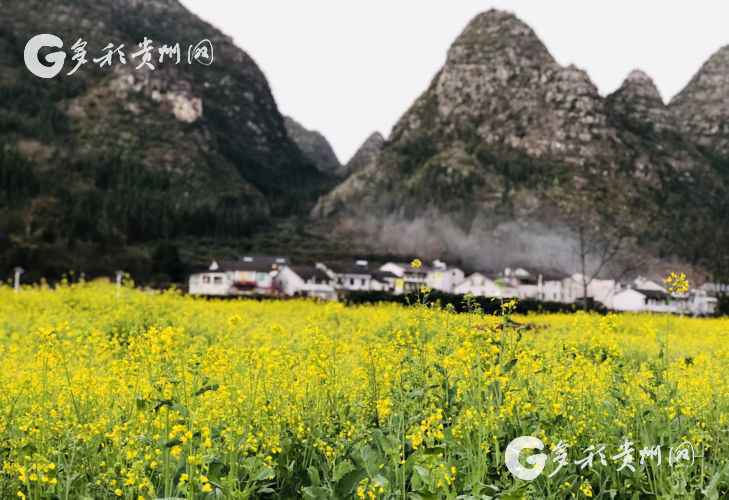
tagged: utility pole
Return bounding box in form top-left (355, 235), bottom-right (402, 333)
top-left (13, 267), bottom-right (24, 293)
top-left (115, 270), bottom-right (124, 297)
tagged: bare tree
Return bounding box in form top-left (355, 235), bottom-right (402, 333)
top-left (557, 175), bottom-right (642, 310)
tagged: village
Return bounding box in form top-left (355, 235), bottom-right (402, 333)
top-left (188, 255), bottom-right (721, 315)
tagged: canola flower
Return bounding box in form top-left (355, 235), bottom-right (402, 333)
top-left (0, 281), bottom-right (727, 498)
top-left (665, 272), bottom-right (690, 295)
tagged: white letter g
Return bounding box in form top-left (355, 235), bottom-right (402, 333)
top-left (24, 34), bottom-right (66, 79)
top-left (505, 436), bottom-right (547, 481)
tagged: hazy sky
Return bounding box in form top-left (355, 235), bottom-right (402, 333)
top-left (180, 1), bottom-right (729, 163)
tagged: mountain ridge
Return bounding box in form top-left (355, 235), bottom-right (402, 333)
top-left (314, 9), bottom-right (729, 280)
top-left (284, 115), bottom-right (343, 176)
top-left (0, 0), bottom-right (332, 280)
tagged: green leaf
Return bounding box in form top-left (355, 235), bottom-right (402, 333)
top-left (307, 466), bottom-right (321, 487)
top-left (253, 465), bottom-right (275, 482)
top-left (414, 465), bottom-right (431, 482)
top-left (302, 486), bottom-right (332, 499)
top-left (335, 469), bottom-right (367, 497)
top-left (502, 358), bottom-right (518, 373)
top-left (332, 460), bottom-right (355, 482)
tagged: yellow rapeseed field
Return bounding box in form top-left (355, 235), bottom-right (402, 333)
top-left (1, 281), bottom-right (729, 499)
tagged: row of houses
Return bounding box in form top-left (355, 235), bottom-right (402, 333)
top-left (188, 256), bottom-right (719, 315)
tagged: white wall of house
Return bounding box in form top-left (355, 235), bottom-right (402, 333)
top-left (589, 279), bottom-right (619, 308)
top-left (381, 262), bottom-right (429, 292)
top-left (275, 267), bottom-right (336, 300)
top-left (189, 272), bottom-right (231, 296)
top-left (493, 279), bottom-right (519, 298)
top-left (540, 280), bottom-right (563, 302)
top-left (612, 289), bottom-right (646, 312)
top-left (560, 276), bottom-right (582, 303)
top-left (371, 279), bottom-right (394, 292)
top-left (644, 298), bottom-right (680, 314)
top-left (690, 291), bottom-right (718, 316)
top-left (337, 273), bottom-right (372, 291)
top-left (560, 274), bottom-right (619, 307)
top-left (517, 284), bottom-right (540, 300)
top-left (427, 267), bottom-right (465, 293)
top-left (275, 267), bottom-right (305, 296)
top-left (454, 273), bottom-right (502, 297)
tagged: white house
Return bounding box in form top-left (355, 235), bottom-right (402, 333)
top-left (539, 273), bottom-right (567, 302)
top-left (454, 273), bottom-right (502, 297)
top-left (495, 268), bottom-right (537, 299)
top-left (381, 261), bottom-right (464, 293)
top-left (380, 262), bottom-right (428, 293)
top-left (371, 271), bottom-right (399, 293)
top-left (188, 270), bottom-right (231, 296)
top-left (275, 265), bottom-right (337, 300)
top-left (689, 289), bottom-right (718, 316)
top-left (612, 289), bottom-right (649, 312)
top-left (327, 260), bottom-right (375, 292)
top-left (611, 284), bottom-right (717, 315)
top-left (426, 260), bottom-right (465, 293)
top-left (188, 256), bottom-right (288, 296)
top-left (613, 287), bottom-right (682, 314)
top-left (560, 273), bottom-right (620, 307)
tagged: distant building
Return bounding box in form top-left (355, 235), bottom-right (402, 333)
top-left (426, 260), bottom-right (465, 293)
top-left (381, 260), bottom-right (464, 293)
top-left (188, 269), bottom-right (230, 297)
top-left (454, 273), bottom-right (502, 297)
top-left (539, 272), bottom-right (568, 302)
top-left (327, 260), bottom-right (374, 292)
top-left (380, 262), bottom-right (427, 292)
top-left (612, 284), bottom-right (717, 316)
top-left (560, 273), bottom-right (620, 307)
top-left (188, 256), bottom-right (288, 296)
top-left (612, 288), bottom-right (649, 312)
top-left (613, 287), bottom-right (674, 313)
top-left (689, 289), bottom-right (718, 315)
top-left (275, 265), bottom-right (336, 300)
top-left (371, 270), bottom-right (399, 293)
top-left (495, 268), bottom-right (536, 299)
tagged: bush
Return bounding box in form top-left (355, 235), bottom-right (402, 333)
top-left (343, 290), bottom-right (604, 314)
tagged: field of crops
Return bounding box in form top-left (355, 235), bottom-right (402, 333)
top-left (1, 282), bottom-right (729, 499)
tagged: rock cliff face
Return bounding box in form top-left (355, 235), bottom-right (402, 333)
top-left (396, 10), bottom-right (620, 167)
top-left (345, 132), bottom-right (385, 174)
top-left (315, 9), bottom-right (728, 276)
top-left (284, 116), bottom-right (342, 176)
top-left (607, 70), bottom-right (676, 134)
top-left (0, 0), bottom-right (331, 277)
top-left (670, 46), bottom-right (729, 155)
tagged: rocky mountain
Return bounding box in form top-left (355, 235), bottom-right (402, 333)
top-left (606, 69), bottom-right (677, 134)
top-left (314, 9), bottom-right (729, 278)
top-left (1, 0), bottom-right (332, 279)
top-left (670, 46), bottom-right (729, 156)
top-left (345, 132), bottom-right (385, 174)
top-left (284, 116), bottom-right (342, 175)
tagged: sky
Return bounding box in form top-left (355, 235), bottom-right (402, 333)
top-left (180, 0), bottom-right (729, 163)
